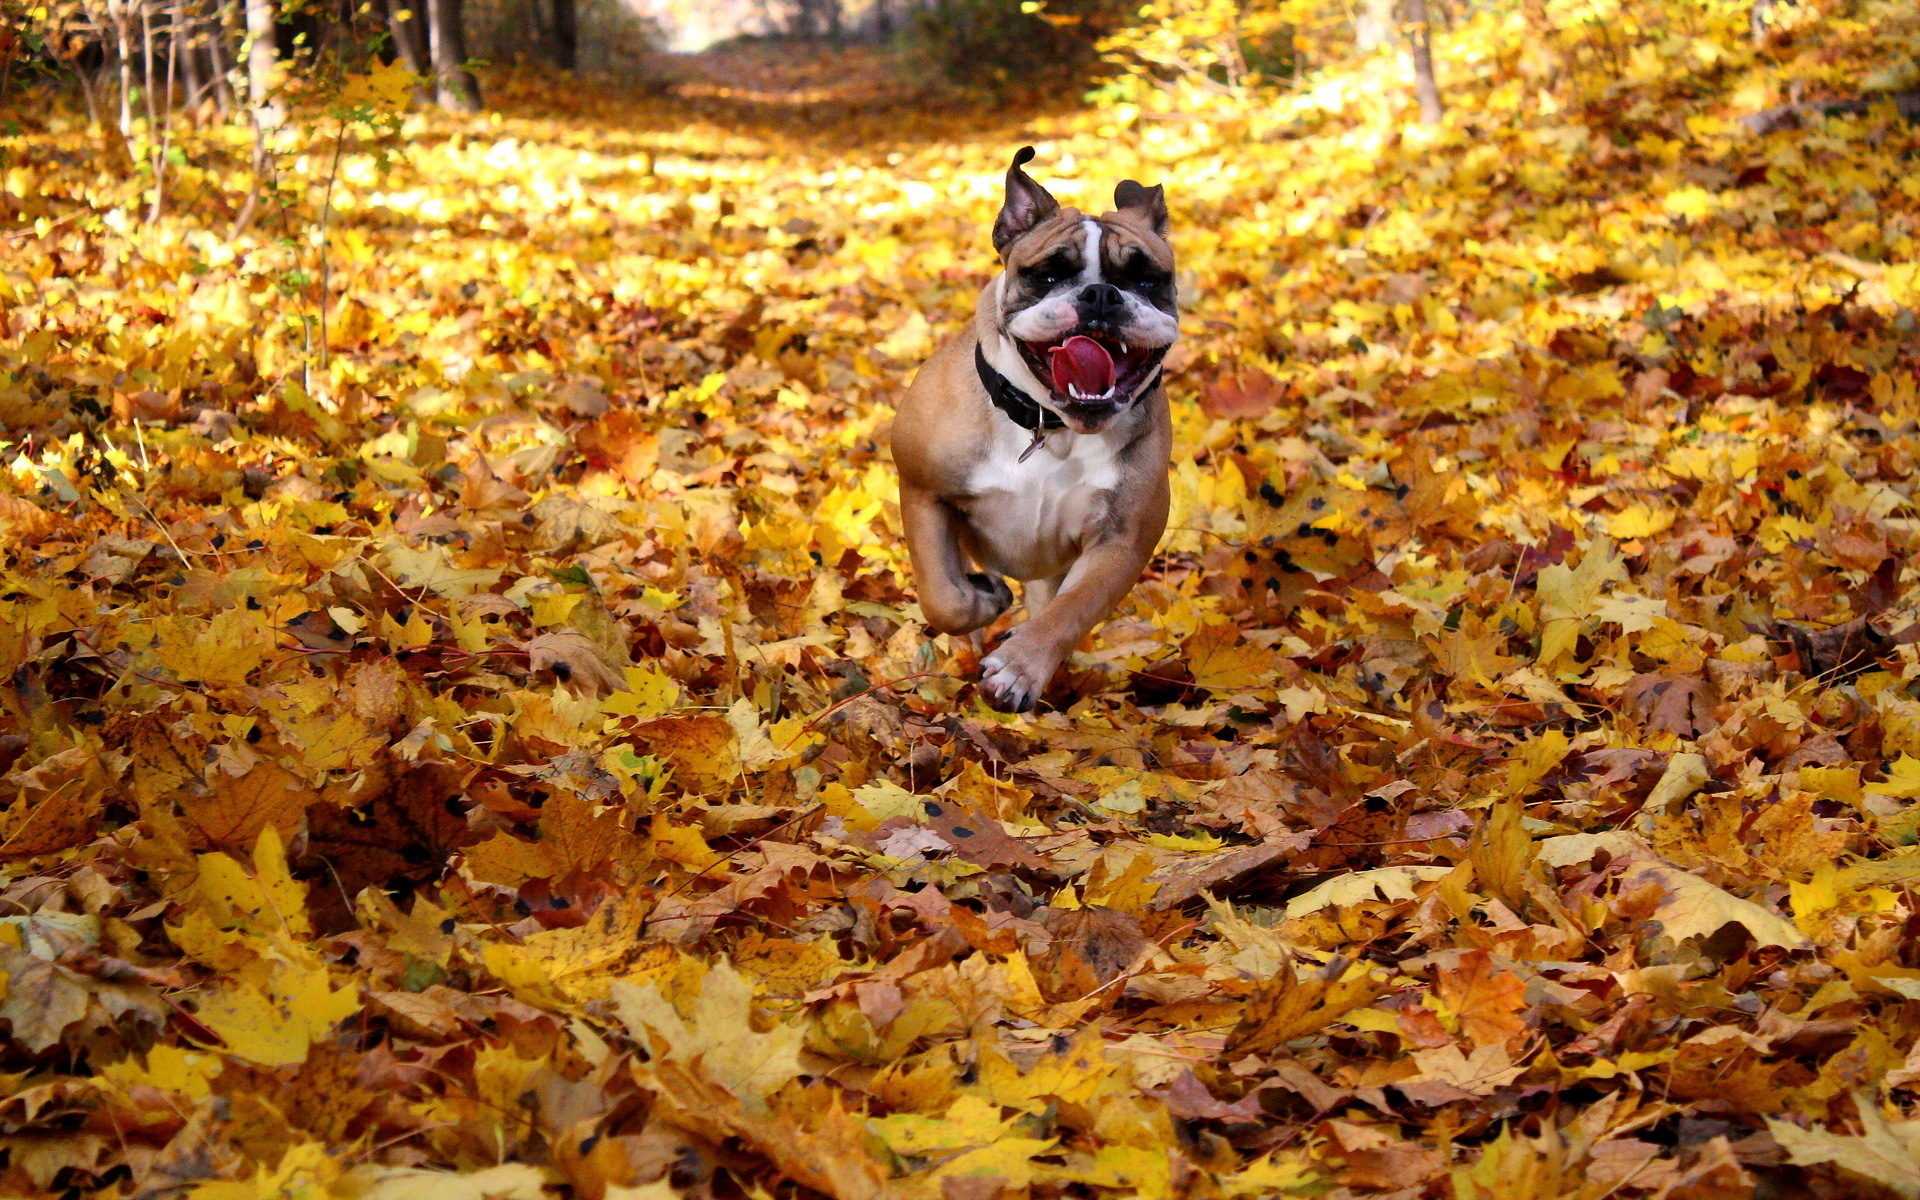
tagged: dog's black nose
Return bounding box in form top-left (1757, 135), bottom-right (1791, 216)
top-left (1076, 283), bottom-right (1125, 327)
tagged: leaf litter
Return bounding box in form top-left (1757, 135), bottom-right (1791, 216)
top-left (2, 2), bottom-right (1920, 1196)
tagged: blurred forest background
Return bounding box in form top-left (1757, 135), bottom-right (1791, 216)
top-left (5, 0), bottom-right (1920, 1198)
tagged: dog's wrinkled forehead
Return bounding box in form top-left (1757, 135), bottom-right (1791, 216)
top-left (991, 145), bottom-right (1174, 272)
top-left (1002, 210), bottom-right (1176, 276)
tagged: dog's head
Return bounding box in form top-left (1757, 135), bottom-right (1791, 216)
top-left (987, 146), bottom-right (1178, 434)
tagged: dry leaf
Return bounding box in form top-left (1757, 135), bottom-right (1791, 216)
top-left (8, 13), bottom-right (1920, 1195)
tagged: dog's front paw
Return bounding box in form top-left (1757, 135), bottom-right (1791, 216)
top-left (965, 572), bottom-right (1014, 624)
top-left (979, 638), bottom-right (1056, 713)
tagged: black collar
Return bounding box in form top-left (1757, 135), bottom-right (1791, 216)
top-left (975, 344), bottom-right (1065, 432)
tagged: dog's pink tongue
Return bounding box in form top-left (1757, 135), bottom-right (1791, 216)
top-left (1048, 335), bottom-right (1116, 397)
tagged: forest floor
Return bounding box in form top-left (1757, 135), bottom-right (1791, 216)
top-left (4, 3), bottom-right (1920, 1197)
top-left (651, 39), bottom-right (912, 107)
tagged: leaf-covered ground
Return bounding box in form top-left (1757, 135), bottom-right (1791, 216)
top-left (5, 2), bottom-right (1920, 1196)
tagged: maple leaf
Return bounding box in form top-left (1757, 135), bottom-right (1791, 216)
top-left (1184, 619), bottom-right (1278, 690)
top-left (482, 892), bottom-right (650, 1006)
top-left (1433, 950), bottom-right (1531, 1051)
top-left (11, 5), bottom-right (1920, 1192)
top-left (184, 759), bottom-right (314, 854)
top-left (335, 60), bottom-right (422, 113)
top-left (0, 744), bottom-right (107, 858)
top-left (1622, 673), bottom-right (1717, 737)
top-left (1226, 958), bottom-right (1388, 1057)
top-left (0, 948), bottom-right (91, 1052)
top-left (192, 960), bottom-right (362, 1066)
top-left (1624, 864), bottom-right (1811, 952)
top-left (615, 960), bottom-right (805, 1110)
top-left (179, 829), bottom-right (361, 1064)
top-left (383, 541), bottom-right (503, 597)
top-left (1283, 864), bottom-right (1452, 919)
top-left (1199, 370), bottom-right (1286, 420)
top-left (526, 629), bottom-right (628, 697)
top-left (1398, 1043), bottom-right (1527, 1105)
top-left (1769, 1097), bottom-right (1920, 1199)
top-left (631, 713), bottom-right (737, 794)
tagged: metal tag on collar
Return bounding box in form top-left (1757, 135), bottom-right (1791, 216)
top-left (1017, 427), bottom-right (1049, 463)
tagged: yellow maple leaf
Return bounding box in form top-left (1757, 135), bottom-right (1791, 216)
top-left (382, 542), bottom-right (502, 597)
top-left (1625, 864), bottom-right (1811, 950)
top-left (1662, 185), bottom-right (1715, 220)
top-left (1871, 755), bottom-right (1920, 800)
top-left (1184, 619), bottom-right (1277, 690)
top-left (482, 893), bottom-right (650, 1007)
top-left (189, 1142), bottom-right (341, 1200)
top-left (336, 59), bottom-right (421, 112)
top-left (1606, 503), bottom-right (1674, 539)
top-left (183, 829), bottom-right (359, 1064)
top-left (193, 959), bottom-right (361, 1066)
top-left (613, 960), bottom-right (805, 1112)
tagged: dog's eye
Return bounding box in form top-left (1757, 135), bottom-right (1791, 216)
top-left (1023, 256), bottom-right (1077, 287)
top-left (1126, 267), bottom-right (1171, 293)
top-left (1120, 252), bottom-right (1172, 293)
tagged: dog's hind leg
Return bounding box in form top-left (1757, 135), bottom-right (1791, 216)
top-left (899, 485), bottom-right (1012, 634)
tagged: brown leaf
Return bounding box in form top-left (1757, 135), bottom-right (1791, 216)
top-left (184, 758), bottom-right (313, 854)
top-left (1781, 616), bottom-right (1891, 682)
top-left (463, 794), bottom-right (649, 890)
top-left (525, 629), bottom-right (628, 697)
top-left (633, 713), bottom-right (737, 794)
top-left (1151, 1070), bottom-right (1267, 1122)
top-left (1622, 672), bottom-right (1717, 736)
top-left (1198, 370), bottom-right (1285, 420)
top-left (1036, 906), bottom-right (1149, 1001)
top-left (300, 766), bottom-right (478, 930)
top-left (1150, 836), bottom-right (1305, 909)
top-left (0, 747), bottom-right (107, 858)
top-left (920, 798), bottom-right (1049, 873)
top-left (0, 948), bottom-right (90, 1051)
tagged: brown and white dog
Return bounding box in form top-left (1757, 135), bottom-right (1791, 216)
top-left (892, 148), bottom-right (1178, 712)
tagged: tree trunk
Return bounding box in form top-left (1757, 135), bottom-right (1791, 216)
top-left (140, 1), bottom-right (160, 127)
top-left (108, 0), bottom-right (135, 138)
top-left (427, 0), bottom-right (479, 112)
top-left (548, 0), bottom-right (576, 71)
top-left (76, 58), bottom-right (103, 126)
top-left (180, 1), bottom-right (206, 111)
top-left (245, 0), bottom-right (284, 129)
top-left (1355, 0), bottom-right (1395, 52)
top-left (209, 0), bottom-right (236, 115)
top-left (385, 0), bottom-right (430, 75)
top-left (1403, 0), bottom-right (1443, 124)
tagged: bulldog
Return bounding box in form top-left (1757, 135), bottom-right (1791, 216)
top-left (891, 147), bottom-right (1178, 712)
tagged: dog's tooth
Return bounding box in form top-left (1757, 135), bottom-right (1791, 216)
top-left (1120, 341), bottom-right (1129, 355)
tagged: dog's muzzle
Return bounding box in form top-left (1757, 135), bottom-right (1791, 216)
top-left (1016, 289), bottom-right (1168, 428)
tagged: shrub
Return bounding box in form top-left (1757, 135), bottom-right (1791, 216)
top-left (894, 0), bottom-right (1110, 98)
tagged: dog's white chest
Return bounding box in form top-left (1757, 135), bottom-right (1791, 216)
top-left (959, 421), bottom-right (1123, 581)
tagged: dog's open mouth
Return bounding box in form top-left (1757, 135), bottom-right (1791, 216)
top-left (1018, 332), bottom-right (1166, 412)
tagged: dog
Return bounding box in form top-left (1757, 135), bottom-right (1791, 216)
top-left (892, 147), bottom-right (1178, 712)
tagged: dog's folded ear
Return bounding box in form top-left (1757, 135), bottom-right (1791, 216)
top-left (993, 146), bottom-right (1061, 256)
top-left (1114, 180), bottom-right (1168, 235)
